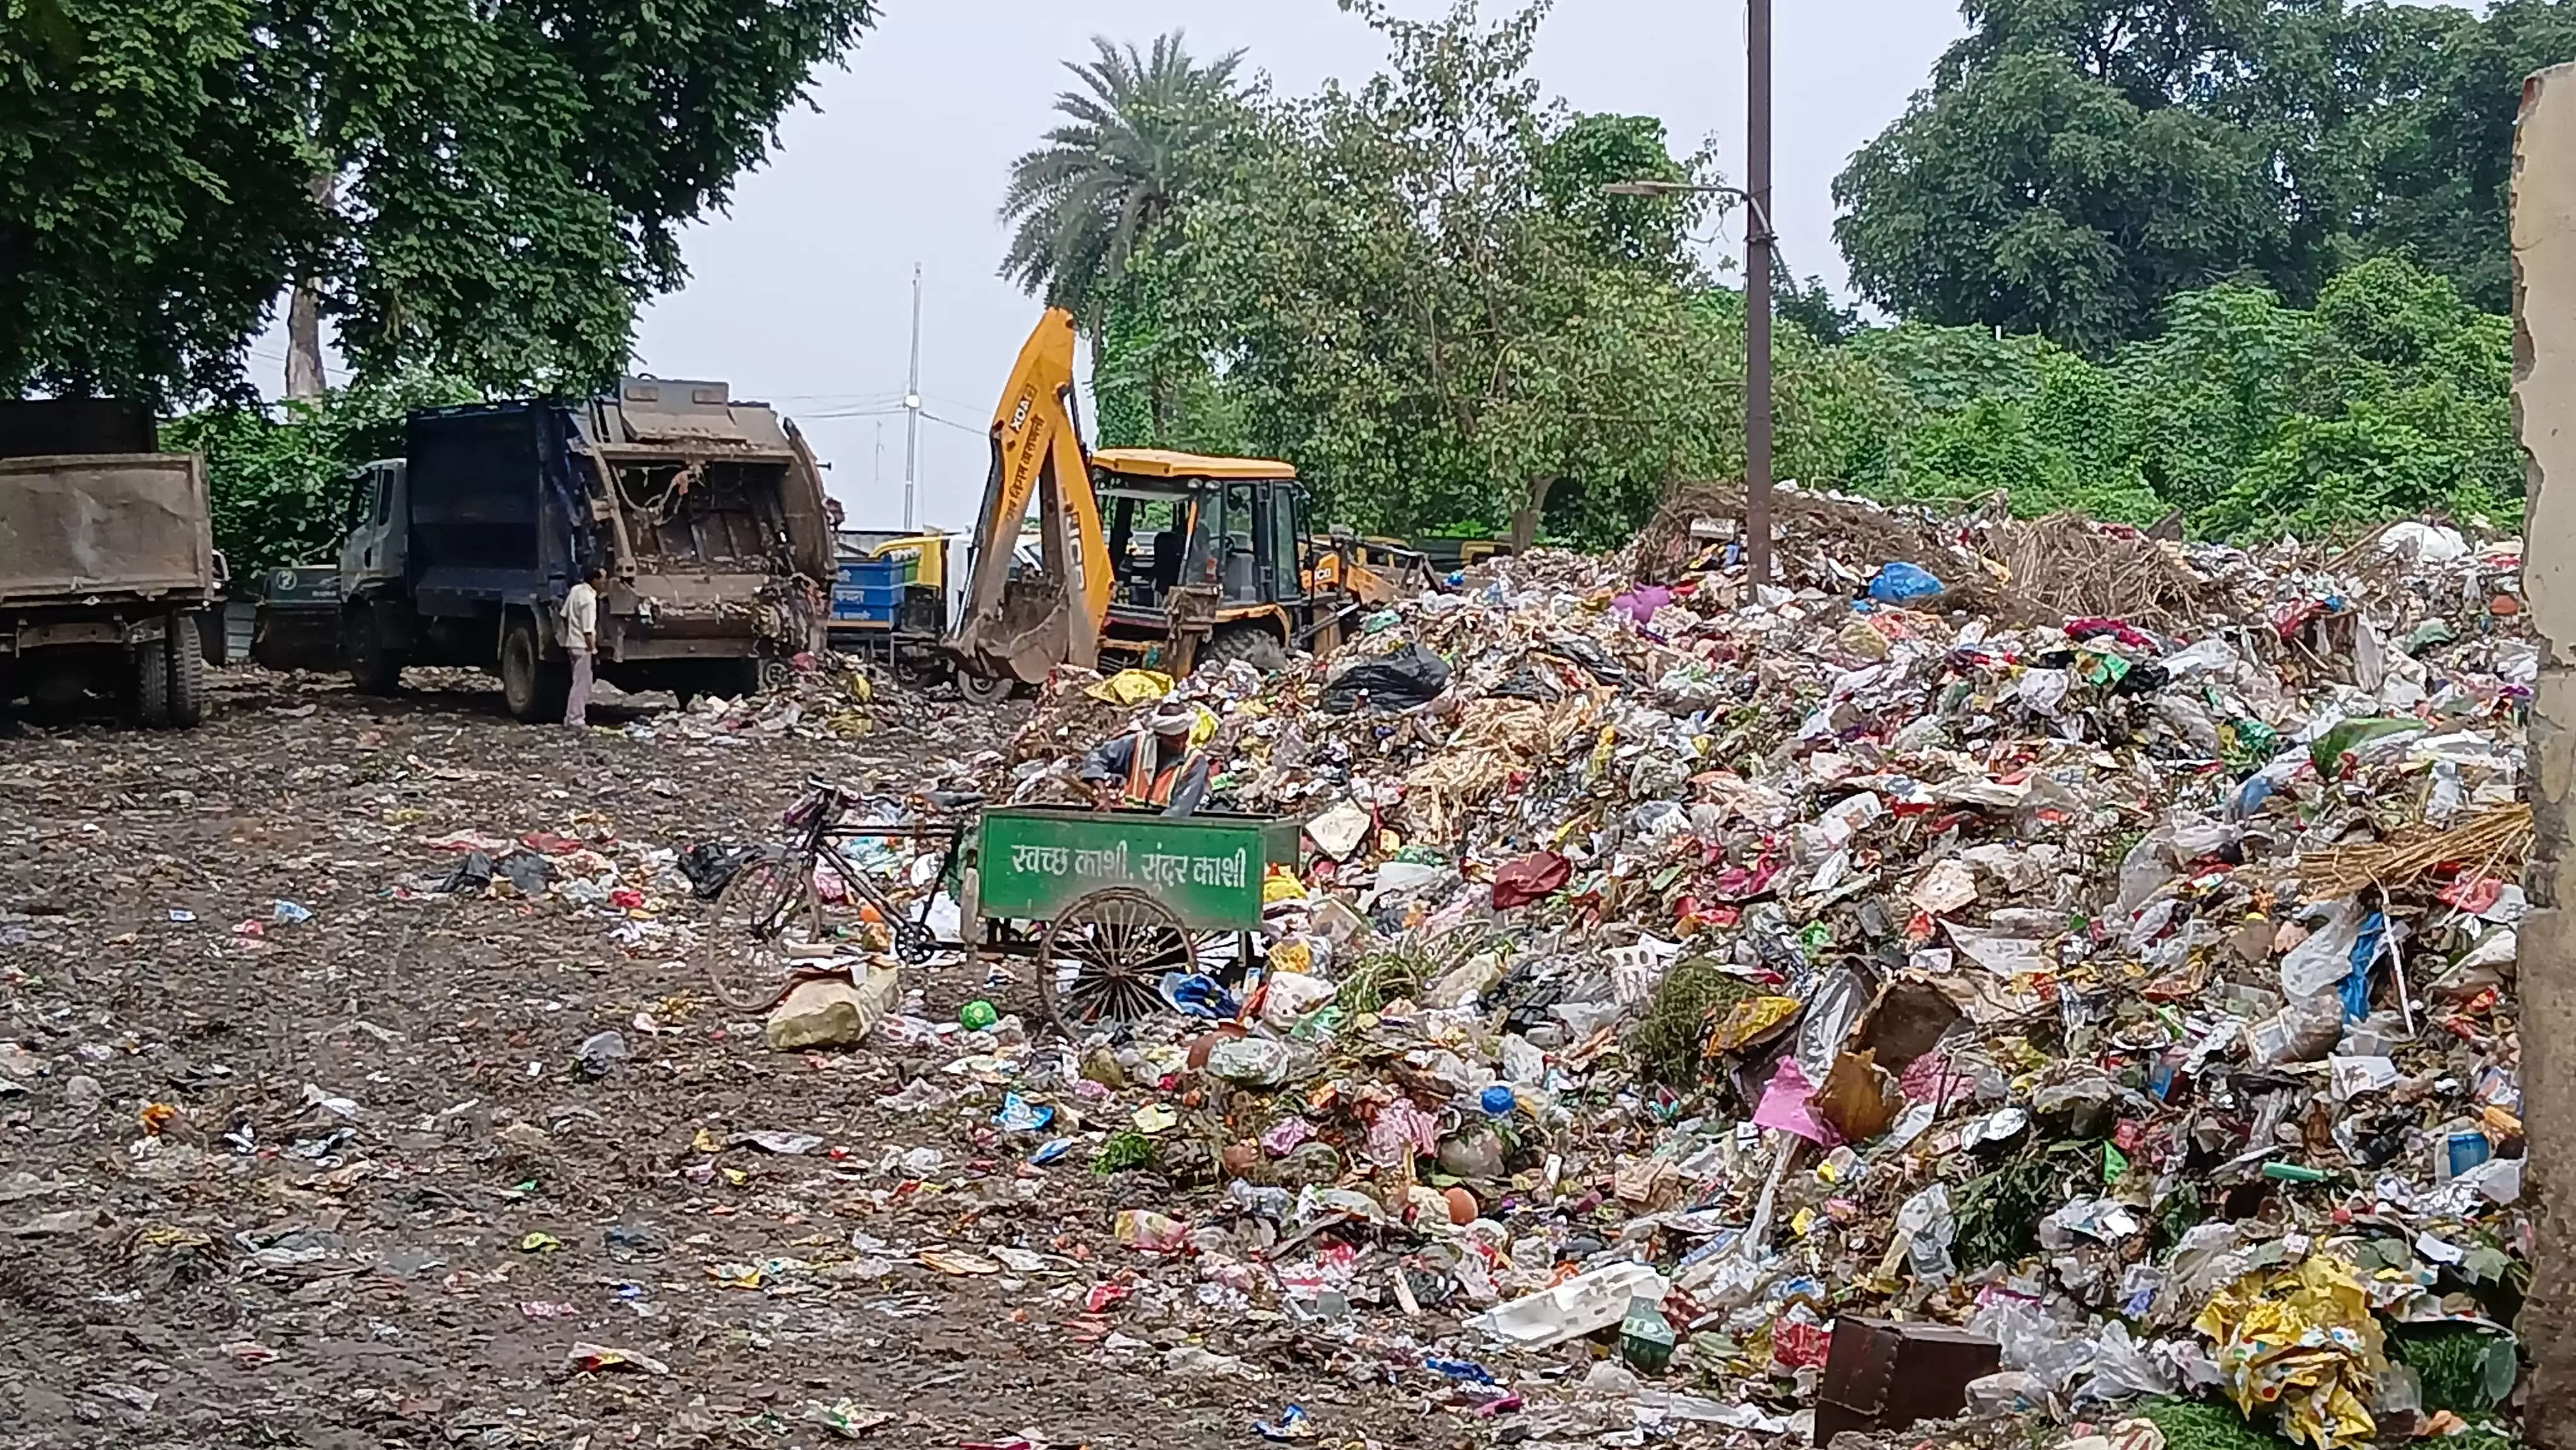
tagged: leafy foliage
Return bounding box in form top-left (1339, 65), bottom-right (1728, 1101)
top-left (1836, 256), bottom-right (2521, 539)
top-left (1837, 0), bottom-right (2574, 347)
top-left (998, 33), bottom-right (1247, 322)
top-left (1017, 5), bottom-right (2524, 551)
top-left (1, 0), bottom-right (881, 402)
top-left (1107, 1), bottom-right (1777, 546)
top-left (165, 372), bottom-right (474, 576)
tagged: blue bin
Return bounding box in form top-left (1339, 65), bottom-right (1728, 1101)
top-left (832, 558), bottom-right (904, 625)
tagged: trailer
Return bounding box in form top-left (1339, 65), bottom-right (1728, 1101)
top-left (0, 401), bottom-right (222, 728)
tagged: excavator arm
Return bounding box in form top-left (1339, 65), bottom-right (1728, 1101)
top-left (946, 309), bottom-right (1112, 683)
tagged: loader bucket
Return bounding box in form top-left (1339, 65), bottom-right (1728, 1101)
top-left (950, 572), bottom-right (1073, 685)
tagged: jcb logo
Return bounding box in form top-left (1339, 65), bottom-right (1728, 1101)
top-left (1009, 395), bottom-right (1034, 431)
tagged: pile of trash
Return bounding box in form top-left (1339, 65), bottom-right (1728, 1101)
top-left (621, 651), bottom-right (903, 745)
top-left (844, 492), bottom-right (2534, 1448)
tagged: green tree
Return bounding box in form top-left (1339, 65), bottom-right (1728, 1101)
top-left (0, 0), bottom-right (880, 403)
top-left (1834, 49), bottom-right (2283, 354)
top-left (1129, 1), bottom-right (1758, 545)
top-left (2363, 0), bottom-right (2576, 312)
top-left (996, 32), bottom-right (1246, 446)
top-left (1839, 0), bottom-right (2576, 340)
top-left (165, 370), bottom-right (476, 575)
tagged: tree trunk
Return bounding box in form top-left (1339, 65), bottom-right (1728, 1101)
top-left (285, 172), bottom-right (335, 401)
top-left (1508, 476), bottom-right (1559, 554)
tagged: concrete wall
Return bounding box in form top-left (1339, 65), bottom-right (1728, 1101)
top-left (2519, 59), bottom-right (2576, 1449)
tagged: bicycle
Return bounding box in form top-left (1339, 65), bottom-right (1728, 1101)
top-left (698, 776), bottom-right (969, 1011)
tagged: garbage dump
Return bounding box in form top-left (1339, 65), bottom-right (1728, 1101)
top-left (0, 489), bottom-right (2533, 1449)
top-left (897, 487), bottom-right (2528, 1448)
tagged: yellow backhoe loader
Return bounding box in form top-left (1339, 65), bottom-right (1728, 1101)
top-left (945, 309), bottom-right (1431, 702)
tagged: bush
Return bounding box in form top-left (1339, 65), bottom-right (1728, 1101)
top-left (165, 372), bottom-right (474, 578)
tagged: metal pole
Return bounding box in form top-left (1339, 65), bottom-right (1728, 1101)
top-left (903, 263), bottom-right (923, 532)
top-left (1746, 0), bottom-right (1774, 587)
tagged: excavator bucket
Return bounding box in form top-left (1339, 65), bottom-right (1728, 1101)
top-left (954, 572), bottom-right (1075, 685)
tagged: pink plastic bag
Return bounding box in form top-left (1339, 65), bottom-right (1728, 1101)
top-left (1752, 1058), bottom-right (1840, 1145)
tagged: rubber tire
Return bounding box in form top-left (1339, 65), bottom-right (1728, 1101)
top-left (957, 671), bottom-right (1015, 706)
top-left (499, 618), bottom-right (571, 723)
top-left (131, 637), bottom-right (172, 728)
top-left (1201, 626), bottom-right (1289, 675)
top-left (345, 604), bottom-right (404, 695)
top-left (164, 615), bottom-right (206, 728)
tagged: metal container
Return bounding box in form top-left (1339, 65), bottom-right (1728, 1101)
top-left (1813, 1317), bottom-right (2000, 1445)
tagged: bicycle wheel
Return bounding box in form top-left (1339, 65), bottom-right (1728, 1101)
top-left (702, 853), bottom-right (820, 1012)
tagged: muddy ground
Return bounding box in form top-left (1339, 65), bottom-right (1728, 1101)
top-left (0, 669), bottom-right (1477, 1450)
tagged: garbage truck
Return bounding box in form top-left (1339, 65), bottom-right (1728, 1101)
top-left (266, 378), bottom-right (837, 720)
top-left (0, 399), bottom-right (222, 728)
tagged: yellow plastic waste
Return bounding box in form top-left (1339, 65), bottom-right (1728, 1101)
top-left (1706, 995), bottom-right (1804, 1055)
top-left (1263, 866), bottom-right (1308, 904)
top-left (1084, 669), bottom-right (1174, 705)
top-left (2193, 1252), bottom-right (2388, 1449)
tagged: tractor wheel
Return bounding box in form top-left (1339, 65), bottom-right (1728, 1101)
top-left (957, 671), bottom-right (1015, 706)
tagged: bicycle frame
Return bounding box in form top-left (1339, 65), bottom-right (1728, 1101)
top-left (774, 781), bottom-right (967, 959)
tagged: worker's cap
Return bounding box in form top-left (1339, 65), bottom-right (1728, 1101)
top-left (1145, 702), bottom-right (1200, 735)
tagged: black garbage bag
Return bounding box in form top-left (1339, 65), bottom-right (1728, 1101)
top-left (1318, 644), bottom-right (1451, 714)
top-left (495, 852), bottom-right (554, 897)
top-left (678, 841), bottom-right (756, 900)
top-left (438, 851), bottom-right (495, 894)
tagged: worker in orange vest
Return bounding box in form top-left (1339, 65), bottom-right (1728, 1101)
top-left (1080, 702), bottom-right (1215, 817)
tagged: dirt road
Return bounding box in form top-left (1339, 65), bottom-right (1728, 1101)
top-left (0, 671), bottom-right (1465, 1450)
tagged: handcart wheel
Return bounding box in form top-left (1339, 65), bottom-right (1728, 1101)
top-left (1036, 887), bottom-right (1198, 1035)
top-left (702, 854), bottom-right (820, 1012)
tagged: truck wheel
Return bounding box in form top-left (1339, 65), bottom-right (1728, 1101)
top-left (345, 606), bottom-right (404, 695)
top-left (165, 614), bottom-right (207, 728)
top-left (1202, 627), bottom-right (1288, 675)
top-left (131, 637), bottom-right (172, 728)
top-left (499, 617), bottom-right (571, 723)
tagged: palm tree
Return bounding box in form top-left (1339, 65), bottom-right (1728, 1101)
top-left (998, 32), bottom-right (1246, 323)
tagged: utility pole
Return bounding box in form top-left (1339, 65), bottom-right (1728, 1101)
top-left (874, 420), bottom-right (885, 495)
top-left (1601, 0), bottom-right (1775, 584)
top-left (903, 263), bottom-right (923, 532)
top-left (1745, 0), bottom-right (1775, 586)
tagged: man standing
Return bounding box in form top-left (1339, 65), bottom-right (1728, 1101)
top-left (1079, 702), bottom-right (1216, 817)
top-left (562, 563), bottom-right (604, 728)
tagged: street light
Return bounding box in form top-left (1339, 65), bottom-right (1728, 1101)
top-left (1601, 0), bottom-right (1773, 589)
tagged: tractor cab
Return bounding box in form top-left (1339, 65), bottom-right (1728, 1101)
top-left (1092, 450), bottom-right (1309, 628)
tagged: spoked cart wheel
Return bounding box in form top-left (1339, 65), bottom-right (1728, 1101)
top-left (702, 854), bottom-right (821, 1012)
top-left (1035, 887), bottom-right (1211, 1035)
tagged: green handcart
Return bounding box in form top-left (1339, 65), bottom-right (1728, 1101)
top-left (696, 778), bottom-right (1303, 1036)
top-left (970, 806), bottom-right (1302, 1034)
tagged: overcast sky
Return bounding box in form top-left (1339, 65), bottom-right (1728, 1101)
top-left (287, 2), bottom-right (1967, 532)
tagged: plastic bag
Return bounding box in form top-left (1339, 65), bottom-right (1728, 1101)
top-left (1969, 1296), bottom-right (2097, 1393)
top-left (1319, 644), bottom-right (1450, 714)
top-left (1868, 561), bottom-right (1943, 602)
top-left (2079, 1321), bottom-right (2177, 1402)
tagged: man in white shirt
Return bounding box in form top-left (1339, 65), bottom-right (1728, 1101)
top-left (561, 564), bottom-right (604, 727)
